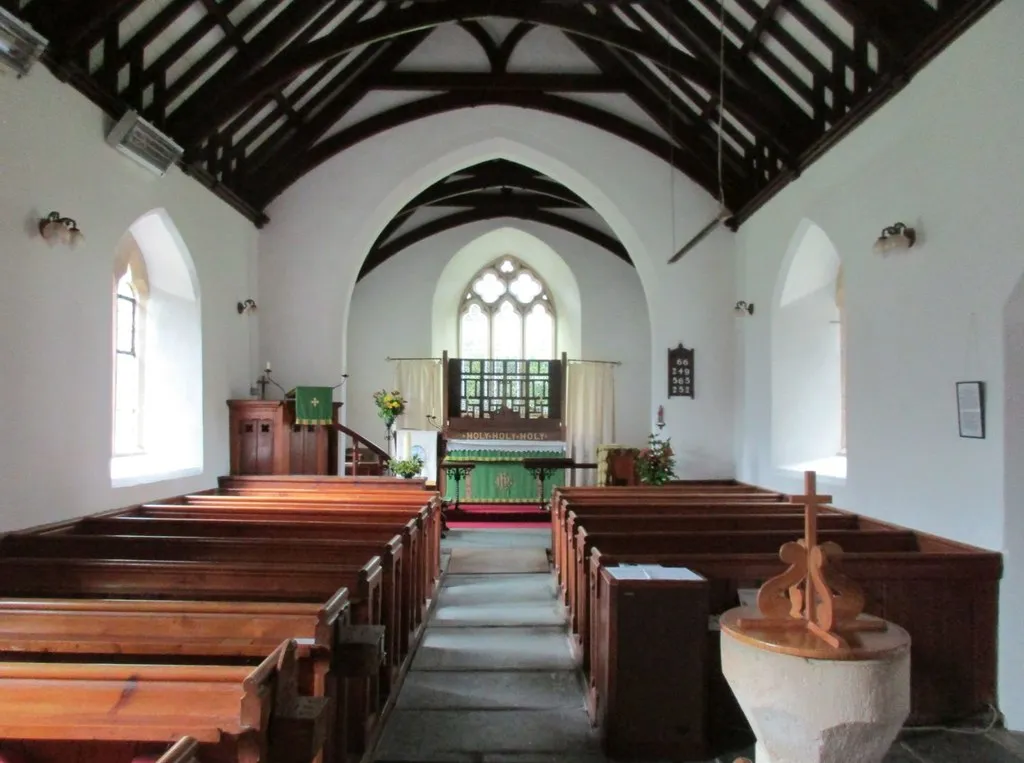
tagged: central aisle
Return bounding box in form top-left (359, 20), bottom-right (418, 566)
top-left (372, 528), bottom-right (766, 763)
top-left (372, 527), bottom-right (606, 762)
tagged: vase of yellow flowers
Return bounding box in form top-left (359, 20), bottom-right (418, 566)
top-left (373, 389), bottom-right (407, 455)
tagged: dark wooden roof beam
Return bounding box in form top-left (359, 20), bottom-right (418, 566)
top-left (240, 30), bottom-right (431, 186)
top-left (493, 22), bottom-right (535, 73)
top-left (169, 1), bottom-right (726, 146)
top-left (456, 20), bottom-right (501, 70)
top-left (167, 1), bottom-right (337, 140)
top-left (361, 203), bottom-right (630, 280)
top-left (200, 0), bottom-right (303, 132)
top-left (217, 1), bottom-right (359, 153)
top-left (249, 89), bottom-right (730, 208)
top-left (564, 31), bottom-right (752, 194)
top-left (49, 0), bottom-right (145, 59)
top-left (820, 0), bottom-right (931, 63)
top-left (628, 3), bottom-right (811, 158)
top-left (373, 71), bottom-right (628, 93)
top-left (427, 191), bottom-right (583, 210)
top-left (145, 0), bottom-right (283, 125)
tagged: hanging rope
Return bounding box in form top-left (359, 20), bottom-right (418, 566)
top-left (667, 0), bottom-right (730, 263)
top-left (717, 0), bottom-right (727, 210)
top-left (668, 21), bottom-right (677, 262)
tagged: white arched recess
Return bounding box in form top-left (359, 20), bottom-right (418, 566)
top-left (431, 226), bottom-right (582, 359)
top-left (260, 107), bottom-right (737, 476)
top-left (1002, 275), bottom-right (1024, 731)
top-left (771, 219), bottom-right (844, 478)
top-left (111, 208), bottom-right (203, 487)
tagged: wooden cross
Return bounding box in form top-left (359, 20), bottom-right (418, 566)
top-left (792, 470), bottom-right (831, 626)
top-left (736, 470), bottom-right (886, 650)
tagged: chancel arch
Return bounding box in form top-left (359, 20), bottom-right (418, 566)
top-left (110, 209), bottom-right (203, 488)
top-left (771, 219), bottom-right (845, 479)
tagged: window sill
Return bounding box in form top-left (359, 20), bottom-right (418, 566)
top-left (110, 454), bottom-right (202, 488)
top-left (781, 455), bottom-right (847, 482)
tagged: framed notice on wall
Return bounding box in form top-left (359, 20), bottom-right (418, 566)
top-left (668, 343), bottom-right (695, 399)
top-left (956, 381), bottom-right (985, 439)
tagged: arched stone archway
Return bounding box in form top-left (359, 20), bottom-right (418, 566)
top-left (334, 131), bottom-right (661, 374)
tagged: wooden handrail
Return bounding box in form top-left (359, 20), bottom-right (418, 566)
top-left (335, 423), bottom-right (390, 476)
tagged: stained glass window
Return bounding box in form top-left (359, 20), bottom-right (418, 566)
top-left (457, 258), bottom-right (556, 360)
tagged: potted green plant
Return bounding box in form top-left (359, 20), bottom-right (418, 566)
top-left (389, 454), bottom-right (424, 479)
top-left (636, 432), bottom-right (676, 486)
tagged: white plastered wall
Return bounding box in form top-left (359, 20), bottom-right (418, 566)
top-left (260, 107), bottom-right (735, 477)
top-left (0, 67), bottom-right (258, 531)
top-left (734, 1), bottom-right (1024, 728)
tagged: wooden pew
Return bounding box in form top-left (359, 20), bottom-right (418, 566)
top-left (0, 556), bottom-right (385, 755)
top-left (558, 510), bottom-right (857, 610)
top-left (218, 475), bottom-right (429, 491)
top-left (0, 599), bottom-right (349, 763)
top-left (553, 501), bottom-right (834, 593)
top-left (0, 531), bottom-right (409, 696)
top-left (570, 528), bottom-right (915, 645)
top-left (586, 538), bottom-right (1001, 727)
top-left (128, 504), bottom-right (438, 633)
top-left (0, 639), bottom-right (327, 763)
top-left (550, 489), bottom-right (790, 568)
top-left (136, 498), bottom-right (443, 595)
top-left (67, 514), bottom-right (425, 659)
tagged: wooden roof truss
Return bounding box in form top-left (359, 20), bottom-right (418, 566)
top-left (5, 0), bottom-right (1000, 240)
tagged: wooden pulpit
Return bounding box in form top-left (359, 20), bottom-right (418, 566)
top-left (227, 399), bottom-right (341, 476)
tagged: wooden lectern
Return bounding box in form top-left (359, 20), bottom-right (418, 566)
top-left (227, 399), bottom-right (341, 476)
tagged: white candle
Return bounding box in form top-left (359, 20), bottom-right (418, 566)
top-left (265, 362), bottom-right (271, 372)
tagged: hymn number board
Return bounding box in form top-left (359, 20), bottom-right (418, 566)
top-left (668, 343), bottom-right (695, 399)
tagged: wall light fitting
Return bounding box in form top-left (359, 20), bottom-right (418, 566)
top-left (0, 7), bottom-right (47, 77)
top-left (734, 301), bottom-right (755, 316)
top-left (873, 222), bottom-right (917, 255)
top-left (38, 211), bottom-right (84, 248)
top-left (237, 299), bottom-right (258, 314)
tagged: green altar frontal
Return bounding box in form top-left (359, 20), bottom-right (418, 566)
top-left (445, 449), bottom-right (566, 504)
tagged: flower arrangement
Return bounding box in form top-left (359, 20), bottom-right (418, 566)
top-left (389, 454), bottom-right (424, 479)
top-left (636, 432), bottom-right (676, 486)
top-left (373, 389), bottom-right (407, 427)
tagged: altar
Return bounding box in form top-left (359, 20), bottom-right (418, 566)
top-left (444, 438), bottom-right (567, 504)
top-left (439, 355), bottom-right (570, 505)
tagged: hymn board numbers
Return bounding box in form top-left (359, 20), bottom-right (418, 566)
top-left (668, 343), bottom-right (695, 399)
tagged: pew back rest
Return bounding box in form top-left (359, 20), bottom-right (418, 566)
top-left (579, 529), bottom-right (919, 554)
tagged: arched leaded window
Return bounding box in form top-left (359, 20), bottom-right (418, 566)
top-left (113, 266), bottom-right (144, 455)
top-left (458, 257), bottom-right (556, 359)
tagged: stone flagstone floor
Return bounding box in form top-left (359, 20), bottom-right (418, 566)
top-left (371, 528), bottom-right (1024, 763)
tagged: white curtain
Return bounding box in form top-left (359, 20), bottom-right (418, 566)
top-left (565, 362), bottom-right (616, 486)
top-left (393, 359), bottom-right (443, 430)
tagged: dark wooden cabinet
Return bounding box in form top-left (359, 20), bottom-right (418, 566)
top-left (590, 565), bottom-right (709, 761)
top-left (228, 400), bottom-right (341, 476)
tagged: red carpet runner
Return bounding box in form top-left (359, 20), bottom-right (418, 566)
top-left (446, 502), bottom-right (549, 529)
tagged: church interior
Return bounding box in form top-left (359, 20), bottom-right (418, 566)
top-left (0, 0), bottom-right (1023, 761)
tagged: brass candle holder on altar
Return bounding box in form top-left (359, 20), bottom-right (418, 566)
top-left (734, 470), bottom-right (886, 651)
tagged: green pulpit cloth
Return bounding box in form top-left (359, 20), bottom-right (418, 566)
top-left (291, 386), bottom-right (334, 425)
